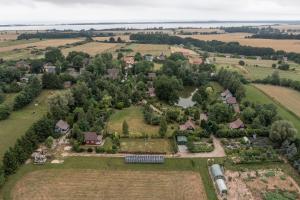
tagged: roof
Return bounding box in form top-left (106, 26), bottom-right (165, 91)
top-left (148, 72), bottom-right (156, 79)
top-left (189, 57), bottom-right (203, 65)
top-left (84, 132), bottom-right (98, 141)
top-left (229, 118), bottom-right (244, 129)
top-left (180, 120), bottom-right (196, 131)
top-left (106, 68), bottom-right (119, 80)
top-left (211, 164), bottom-right (224, 179)
top-left (200, 113), bottom-right (208, 122)
top-left (226, 96), bottom-right (237, 104)
top-left (148, 87), bottom-right (156, 97)
top-left (216, 179), bottom-right (227, 193)
top-left (177, 136), bottom-right (188, 142)
top-left (55, 120), bottom-right (69, 130)
top-left (221, 89), bottom-right (232, 97)
top-left (123, 56), bottom-right (135, 65)
top-left (125, 155), bottom-right (165, 164)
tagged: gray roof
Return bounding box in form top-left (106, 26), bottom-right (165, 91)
top-left (216, 179), bottom-right (227, 193)
top-left (177, 136), bottom-right (188, 142)
top-left (84, 132), bottom-right (98, 141)
top-left (211, 164), bottom-right (224, 179)
top-left (55, 120), bottom-right (69, 130)
top-left (125, 155), bottom-right (164, 164)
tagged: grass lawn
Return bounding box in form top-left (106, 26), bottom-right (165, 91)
top-left (0, 157), bottom-right (217, 200)
top-left (0, 90), bottom-right (59, 159)
top-left (245, 85), bottom-right (300, 135)
top-left (120, 138), bottom-right (174, 154)
top-left (107, 106), bottom-right (166, 137)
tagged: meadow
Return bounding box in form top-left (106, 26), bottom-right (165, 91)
top-left (0, 157), bottom-right (217, 200)
top-left (0, 90), bottom-right (58, 159)
top-left (126, 43), bottom-right (171, 56)
top-left (245, 85), bottom-right (300, 135)
top-left (182, 33), bottom-right (300, 53)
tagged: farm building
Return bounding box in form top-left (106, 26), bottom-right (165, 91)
top-left (125, 155), bottom-right (165, 164)
top-left (180, 119), bottom-right (196, 131)
top-left (215, 179), bottom-right (228, 196)
top-left (229, 118), bottom-right (245, 129)
top-left (210, 164), bottom-right (225, 181)
top-left (84, 132), bottom-right (103, 145)
top-left (176, 136), bottom-right (188, 145)
top-left (55, 120), bottom-right (70, 134)
top-left (144, 54), bottom-right (154, 62)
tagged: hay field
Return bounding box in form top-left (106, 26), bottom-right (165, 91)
top-left (126, 43), bottom-right (171, 56)
top-left (170, 46), bottom-right (198, 55)
top-left (253, 84), bottom-right (300, 118)
top-left (0, 38), bottom-right (84, 52)
top-left (12, 169), bottom-right (207, 200)
top-left (93, 35), bottom-right (131, 42)
top-left (62, 42), bottom-right (124, 56)
top-left (181, 33), bottom-right (300, 53)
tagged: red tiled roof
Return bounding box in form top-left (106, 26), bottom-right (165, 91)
top-left (226, 97), bottom-right (237, 104)
top-left (229, 119), bottom-right (244, 129)
top-left (180, 120), bottom-right (196, 131)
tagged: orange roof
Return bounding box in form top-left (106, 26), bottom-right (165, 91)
top-left (123, 56), bottom-right (135, 65)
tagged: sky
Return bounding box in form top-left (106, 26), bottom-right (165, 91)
top-left (0, 0), bottom-right (300, 24)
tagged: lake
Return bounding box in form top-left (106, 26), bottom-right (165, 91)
top-left (0, 22), bottom-right (275, 31)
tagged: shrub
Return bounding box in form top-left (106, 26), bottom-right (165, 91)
top-left (87, 147), bottom-right (93, 153)
top-left (0, 104), bottom-right (11, 120)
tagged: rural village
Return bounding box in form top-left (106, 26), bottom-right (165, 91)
top-left (1, 21), bottom-right (300, 200)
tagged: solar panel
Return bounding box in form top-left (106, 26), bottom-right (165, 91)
top-left (125, 155), bottom-right (165, 164)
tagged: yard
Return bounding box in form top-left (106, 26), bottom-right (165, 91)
top-left (107, 106), bottom-right (171, 137)
top-left (245, 85), bottom-right (300, 136)
top-left (120, 138), bottom-right (174, 154)
top-left (0, 90), bottom-right (59, 159)
top-left (0, 157), bottom-right (217, 200)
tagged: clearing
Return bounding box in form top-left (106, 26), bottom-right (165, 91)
top-left (254, 84), bottom-right (300, 118)
top-left (245, 85), bottom-right (300, 135)
top-left (62, 42), bottom-right (124, 56)
top-left (182, 33), bottom-right (300, 53)
top-left (107, 106), bottom-right (164, 137)
top-left (126, 43), bottom-right (171, 56)
top-left (119, 138), bottom-right (174, 154)
top-left (0, 90), bottom-right (59, 159)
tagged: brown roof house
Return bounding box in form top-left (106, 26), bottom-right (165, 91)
top-left (226, 96), bottom-right (237, 105)
top-left (106, 68), bottom-right (120, 80)
top-left (84, 132), bottom-right (103, 145)
top-left (229, 118), bottom-right (245, 129)
top-left (123, 56), bottom-right (135, 69)
top-left (55, 120), bottom-right (70, 134)
top-left (180, 119), bottom-right (196, 131)
top-left (221, 89), bottom-right (233, 100)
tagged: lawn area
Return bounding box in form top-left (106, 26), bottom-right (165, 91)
top-left (0, 90), bottom-right (59, 159)
top-left (0, 157), bottom-right (217, 200)
top-left (245, 85), bottom-right (300, 135)
top-left (120, 138), bottom-right (174, 154)
top-left (107, 106), bottom-right (164, 137)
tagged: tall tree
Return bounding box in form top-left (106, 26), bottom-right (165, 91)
top-left (122, 120), bottom-right (129, 136)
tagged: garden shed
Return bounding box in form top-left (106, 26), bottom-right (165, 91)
top-left (210, 164), bottom-right (225, 180)
top-left (177, 136), bottom-right (188, 145)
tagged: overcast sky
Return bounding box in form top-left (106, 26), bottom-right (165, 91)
top-left (1, 0), bottom-right (300, 24)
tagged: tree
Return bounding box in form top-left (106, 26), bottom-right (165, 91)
top-left (42, 73), bottom-right (63, 89)
top-left (134, 52), bottom-right (143, 61)
top-left (45, 136), bottom-right (54, 148)
top-left (117, 52), bottom-right (124, 60)
top-left (241, 107), bottom-right (256, 124)
top-left (117, 37), bottom-right (123, 43)
top-left (109, 37), bottom-right (116, 43)
top-left (194, 110), bottom-right (200, 120)
top-left (159, 117), bottom-right (168, 138)
top-left (0, 104), bottom-right (11, 120)
top-left (30, 59), bottom-right (44, 73)
top-left (3, 148), bottom-right (18, 175)
top-left (270, 120), bottom-right (297, 143)
top-left (122, 120), bottom-right (129, 136)
top-left (208, 103), bottom-right (234, 123)
top-left (239, 60), bottom-right (245, 66)
top-left (45, 48), bottom-right (64, 64)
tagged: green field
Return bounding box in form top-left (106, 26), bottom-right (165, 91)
top-left (120, 138), bottom-right (174, 154)
top-left (0, 49), bottom-right (41, 60)
top-left (0, 39), bottom-right (39, 48)
top-left (245, 85), bottom-right (300, 135)
top-left (0, 90), bottom-right (58, 159)
top-left (0, 157), bottom-right (218, 200)
top-left (107, 106), bottom-right (173, 137)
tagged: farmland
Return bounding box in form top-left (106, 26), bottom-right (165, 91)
top-left (245, 85), bottom-right (300, 135)
top-left (126, 43), bottom-right (171, 56)
top-left (62, 42), bottom-right (124, 56)
top-left (0, 90), bottom-right (58, 159)
top-left (253, 84), bottom-right (300, 118)
top-left (182, 33), bottom-right (300, 53)
top-left (1, 157), bottom-right (215, 200)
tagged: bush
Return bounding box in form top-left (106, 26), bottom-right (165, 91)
top-left (87, 147), bottom-right (93, 153)
top-left (0, 104), bottom-right (11, 120)
top-left (95, 147), bottom-right (105, 153)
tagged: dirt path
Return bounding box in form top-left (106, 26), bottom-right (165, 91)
top-left (61, 136), bottom-right (225, 158)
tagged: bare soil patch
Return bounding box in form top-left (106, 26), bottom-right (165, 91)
top-left (12, 169), bottom-right (207, 200)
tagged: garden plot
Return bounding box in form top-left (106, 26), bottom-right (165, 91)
top-left (225, 169), bottom-right (300, 200)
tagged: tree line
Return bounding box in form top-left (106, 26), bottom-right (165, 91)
top-left (130, 33), bottom-right (300, 64)
top-left (249, 33), bottom-right (300, 40)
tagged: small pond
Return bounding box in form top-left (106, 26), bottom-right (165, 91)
top-left (176, 87), bottom-right (198, 109)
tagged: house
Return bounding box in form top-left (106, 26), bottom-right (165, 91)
top-left (106, 68), bottom-right (119, 80)
top-left (229, 118), bottom-right (245, 129)
top-left (144, 54), bottom-right (154, 62)
top-left (200, 113), bottom-right (208, 122)
top-left (176, 135), bottom-right (188, 145)
top-left (156, 53), bottom-right (166, 61)
top-left (147, 87), bottom-right (156, 97)
top-left (226, 96), bottom-right (237, 105)
top-left (123, 56), bottom-right (135, 69)
top-left (180, 119), bottom-right (196, 131)
top-left (55, 120), bottom-right (70, 134)
top-left (221, 89), bottom-right (232, 100)
top-left (63, 81), bottom-right (72, 89)
top-left (84, 132), bottom-right (103, 145)
top-left (16, 60), bottom-right (30, 70)
top-left (148, 72), bottom-right (156, 80)
top-left (189, 57), bottom-right (203, 65)
top-left (43, 63), bottom-right (56, 74)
